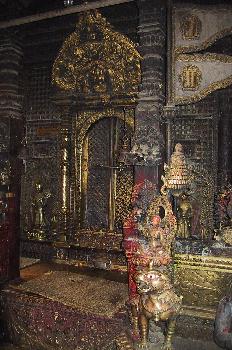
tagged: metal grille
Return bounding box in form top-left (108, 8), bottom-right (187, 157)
top-left (173, 116), bottom-right (217, 173)
top-left (82, 117), bottom-right (133, 232)
top-left (25, 64), bottom-right (58, 121)
top-left (84, 118), bottom-right (110, 230)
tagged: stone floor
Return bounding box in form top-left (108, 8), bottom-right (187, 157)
top-left (0, 338), bottom-right (222, 350)
top-left (174, 336), bottom-right (221, 349)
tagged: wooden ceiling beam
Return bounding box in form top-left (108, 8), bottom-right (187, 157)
top-left (0, 0), bottom-right (134, 29)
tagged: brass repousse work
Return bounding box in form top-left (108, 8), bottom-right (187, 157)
top-left (174, 254), bottom-right (232, 318)
top-left (52, 10), bottom-right (141, 95)
top-left (179, 65), bottom-right (202, 91)
top-left (180, 14), bottom-right (202, 40)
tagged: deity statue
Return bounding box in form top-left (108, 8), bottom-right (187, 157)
top-left (31, 182), bottom-right (51, 239)
top-left (90, 65), bottom-right (107, 93)
top-left (147, 215), bottom-right (172, 266)
top-left (176, 193), bottom-right (193, 239)
top-left (123, 187), bottom-right (181, 349)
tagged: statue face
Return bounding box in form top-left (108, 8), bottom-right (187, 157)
top-left (135, 270), bottom-right (169, 294)
top-left (174, 143), bottom-right (183, 153)
top-left (181, 193), bottom-right (188, 200)
top-left (151, 215), bottom-right (161, 227)
top-left (133, 207), bottom-right (143, 223)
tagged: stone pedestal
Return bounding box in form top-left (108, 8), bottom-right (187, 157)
top-left (174, 239), bottom-right (232, 341)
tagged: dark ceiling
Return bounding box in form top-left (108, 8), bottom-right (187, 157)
top-left (0, 0), bottom-right (231, 23)
top-left (0, 0), bottom-right (93, 21)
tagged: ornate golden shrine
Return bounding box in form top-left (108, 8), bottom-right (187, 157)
top-left (50, 10), bottom-right (141, 243)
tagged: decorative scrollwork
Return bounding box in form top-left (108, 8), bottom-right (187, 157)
top-left (52, 10), bottom-right (141, 95)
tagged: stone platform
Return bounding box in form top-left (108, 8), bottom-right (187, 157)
top-left (1, 269), bottom-right (129, 350)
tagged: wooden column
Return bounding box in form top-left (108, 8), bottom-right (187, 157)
top-left (134, 0), bottom-right (167, 186)
top-left (0, 32), bottom-right (23, 281)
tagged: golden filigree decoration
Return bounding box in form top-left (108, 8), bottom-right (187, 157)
top-left (180, 14), bottom-right (202, 40)
top-left (179, 65), bottom-right (202, 91)
top-left (77, 108), bottom-right (134, 143)
top-left (52, 10), bottom-right (141, 94)
top-left (176, 53), bottom-right (232, 63)
top-left (161, 143), bottom-right (192, 193)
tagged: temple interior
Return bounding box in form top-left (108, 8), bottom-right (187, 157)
top-left (0, 0), bottom-right (232, 349)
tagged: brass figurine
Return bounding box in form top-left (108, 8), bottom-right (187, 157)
top-left (162, 144), bottom-right (197, 239)
top-left (176, 193), bottom-right (193, 239)
top-left (29, 182), bottom-right (51, 240)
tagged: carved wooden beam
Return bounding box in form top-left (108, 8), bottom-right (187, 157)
top-left (0, 0), bottom-right (134, 29)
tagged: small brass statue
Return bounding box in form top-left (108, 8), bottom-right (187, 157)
top-left (176, 193), bottom-right (193, 239)
top-left (30, 182), bottom-right (51, 240)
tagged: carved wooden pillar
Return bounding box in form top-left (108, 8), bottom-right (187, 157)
top-left (134, 0), bottom-right (167, 186)
top-left (0, 32), bottom-right (23, 281)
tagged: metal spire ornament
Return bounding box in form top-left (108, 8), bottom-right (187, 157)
top-left (162, 143), bottom-right (191, 196)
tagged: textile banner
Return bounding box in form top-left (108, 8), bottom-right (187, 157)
top-left (174, 53), bottom-right (232, 104)
top-left (174, 4), bottom-right (232, 53)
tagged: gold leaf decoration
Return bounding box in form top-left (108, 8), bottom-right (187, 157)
top-left (52, 10), bottom-right (141, 94)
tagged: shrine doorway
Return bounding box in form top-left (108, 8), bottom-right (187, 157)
top-left (80, 116), bottom-right (134, 233)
